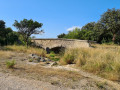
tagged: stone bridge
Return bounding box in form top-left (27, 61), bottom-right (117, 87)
top-left (31, 38), bottom-right (90, 50)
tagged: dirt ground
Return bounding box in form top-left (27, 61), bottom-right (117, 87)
top-left (0, 51), bottom-right (118, 90)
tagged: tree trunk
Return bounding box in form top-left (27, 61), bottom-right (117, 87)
top-left (112, 34), bottom-right (116, 42)
top-left (25, 37), bottom-right (29, 48)
top-left (26, 39), bottom-right (29, 48)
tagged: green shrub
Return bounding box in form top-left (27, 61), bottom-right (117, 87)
top-left (50, 54), bottom-right (55, 57)
top-left (50, 51), bottom-right (55, 57)
top-left (6, 60), bottom-right (15, 68)
top-left (50, 57), bottom-right (60, 61)
top-left (53, 58), bottom-right (60, 61)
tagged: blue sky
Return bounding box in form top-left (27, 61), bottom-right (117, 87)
top-left (0, 0), bottom-right (120, 38)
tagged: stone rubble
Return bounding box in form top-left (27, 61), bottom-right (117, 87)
top-left (28, 54), bottom-right (53, 64)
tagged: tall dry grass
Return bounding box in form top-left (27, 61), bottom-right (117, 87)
top-left (5, 45), bottom-right (46, 56)
top-left (60, 46), bottom-right (120, 81)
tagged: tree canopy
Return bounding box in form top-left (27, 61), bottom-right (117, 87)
top-left (0, 20), bottom-right (19, 45)
top-left (13, 19), bottom-right (43, 46)
top-left (100, 8), bottom-right (120, 42)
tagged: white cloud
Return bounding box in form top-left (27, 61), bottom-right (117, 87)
top-left (67, 26), bottom-right (81, 31)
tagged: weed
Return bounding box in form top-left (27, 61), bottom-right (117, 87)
top-left (29, 59), bottom-right (33, 62)
top-left (96, 82), bottom-right (105, 89)
top-left (6, 60), bottom-right (15, 68)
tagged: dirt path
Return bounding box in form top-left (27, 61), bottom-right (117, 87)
top-left (0, 72), bottom-right (73, 90)
top-left (44, 64), bottom-right (120, 90)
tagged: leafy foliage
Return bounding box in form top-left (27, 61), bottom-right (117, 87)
top-left (0, 21), bottom-right (20, 46)
top-left (13, 19), bottom-right (43, 47)
top-left (64, 28), bottom-right (81, 39)
top-left (57, 33), bottom-right (66, 38)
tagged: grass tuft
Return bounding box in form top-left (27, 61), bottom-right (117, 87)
top-left (6, 60), bottom-right (15, 68)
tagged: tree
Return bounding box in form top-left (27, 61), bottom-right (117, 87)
top-left (0, 20), bottom-right (5, 29)
top-left (78, 29), bottom-right (94, 40)
top-left (81, 22), bottom-right (95, 31)
top-left (13, 19), bottom-right (43, 47)
top-left (0, 20), bottom-right (15, 45)
top-left (7, 31), bottom-right (19, 45)
top-left (57, 33), bottom-right (66, 38)
top-left (100, 8), bottom-right (120, 42)
top-left (64, 28), bottom-right (81, 39)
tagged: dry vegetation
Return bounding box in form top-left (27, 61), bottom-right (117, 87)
top-left (0, 58), bottom-right (83, 88)
top-left (1, 45), bottom-right (120, 81)
top-left (5, 45), bottom-right (46, 57)
top-left (0, 47), bottom-right (82, 85)
top-left (60, 44), bottom-right (120, 81)
top-left (0, 45), bottom-right (118, 89)
top-left (0, 50), bottom-right (15, 59)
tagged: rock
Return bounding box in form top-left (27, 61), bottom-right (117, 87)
top-left (29, 54), bottom-right (39, 59)
top-left (28, 54), bottom-right (33, 57)
top-left (37, 58), bottom-right (40, 62)
top-left (41, 59), bottom-right (46, 62)
top-left (33, 59), bottom-right (40, 63)
top-left (44, 58), bottom-right (51, 61)
top-left (45, 61), bottom-right (50, 64)
top-left (33, 60), bottom-right (38, 63)
top-left (33, 55), bottom-right (39, 59)
top-left (51, 62), bottom-right (58, 66)
top-left (44, 58), bottom-right (48, 60)
top-left (28, 54), bottom-right (52, 63)
top-left (40, 57), bottom-right (46, 62)
top-left (48, 59), bottom-right (51, 61)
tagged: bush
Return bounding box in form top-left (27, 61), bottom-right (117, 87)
top-left (6, 60), bottom-right (15, 68)
top-left (60, 49), bottom-right (75, 64)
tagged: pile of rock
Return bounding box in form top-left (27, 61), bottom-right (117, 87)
top-left (28, 54), bottom-right (51, 63)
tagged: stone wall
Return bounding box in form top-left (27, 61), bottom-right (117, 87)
top-left (31, 38), bottom-right (90, 49)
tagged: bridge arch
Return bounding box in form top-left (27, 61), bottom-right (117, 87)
top-left (50, 46), bottom-right (65, 54)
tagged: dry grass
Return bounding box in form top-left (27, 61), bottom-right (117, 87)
top-left (92, 43), bottom-right (119, 48)
top-left (0, 50), bottom-right (14, 59)
top-left (5, 45), bottom-right (46, 57)
top-left (27, 65), bottom-right (82, 79)
top-left (60, 45), bottom-right (120, 81)
top-left (0, 61), bottom-right (82, 82)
